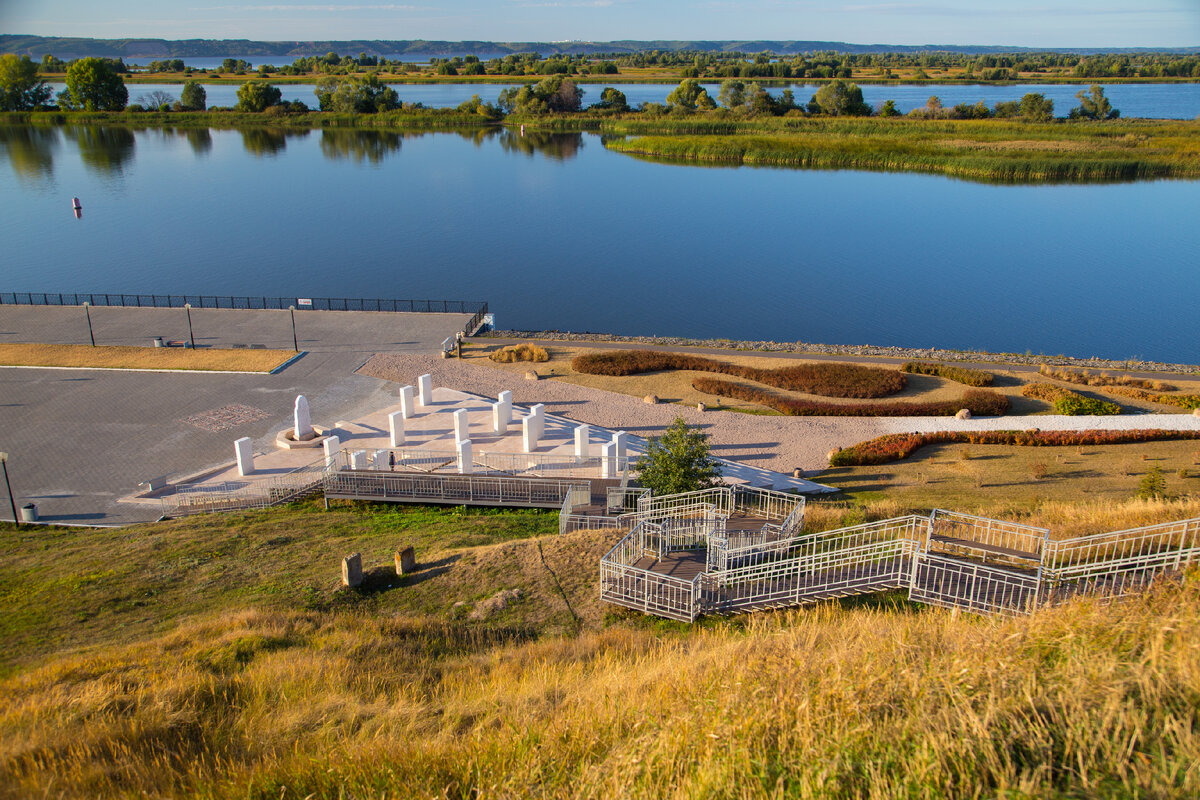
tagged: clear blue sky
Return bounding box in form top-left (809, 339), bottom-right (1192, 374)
top-left (3, 0), bottom-right (1198, 48)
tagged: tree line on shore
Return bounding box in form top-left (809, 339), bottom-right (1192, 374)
top-left (0, 53), bottom-right (1125, 122)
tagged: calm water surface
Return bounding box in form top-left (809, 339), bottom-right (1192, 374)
top-left (57, 81), bottom-right (1200, 119)
top-left (2, 124), bottom-right (1198, 363)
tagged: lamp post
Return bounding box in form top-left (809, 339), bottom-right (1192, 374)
top-left (184, 303), bottom-right (195, 349)
top-left (288, 305), bottom-right (298, 351)
top-left (0, 452), bottom-right (17, 528)
top-left (82, 302), bottom-right (95, 346)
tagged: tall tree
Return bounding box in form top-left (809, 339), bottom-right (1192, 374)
top-left (635, 417), bottom-right (723, 497)
top-left (812, 80), bottom-right (871, 116)
top-left (1071, 85), bottom-right (1120, 120)
top-left (0, 54), bottom-right (52, 111)
top-left (717, 79), bottom-right (746, 109)
top-left (1018, 92), bottom-right (1055, 122)
top-left (665, 78), bottom-right (714, 111)
top-left (594, 87), bottom-right (629, 112)
top-left (62, 57), bottom-right (128, 111)
top-left (180, 80), bottom-right (206, 111)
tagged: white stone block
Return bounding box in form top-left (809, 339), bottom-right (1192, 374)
top-left (293, 395), bottom-right (314, 441)
top-left (388, 410), bottom-right (405, 448)
top-left (373, 449), bottom-right (389, 470)
top-left (323, 435), bottom-right (341, 467)
top-left (350, 449), bottom-right (369, 470)
top-left (574, 424), bottom-right (590, 460)
top-left (612, 431), bottom-right (628, 463)
top-left (601, 441), bottom-right (616, 479)
top-left (234, 436), bottom-right (255, 476)
top-left (498, 389), bottom-right (512, 407)
top-left (492, 402), bottom-right (506, 434)
top-left (417, 374), bottom-right (433, 407)
top-left (522, 415), bottom-right (537, 453)
top-left (457, 439), bottom-right (473, 474)
top-left (399, 385), bottom-right (415, 418)
top-left (531, 404), bottom-right (545, 440)
top-left (453, 408), bottom-right (469, 442)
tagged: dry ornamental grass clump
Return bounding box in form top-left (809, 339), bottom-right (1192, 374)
top-left (489, 343), bottom-right (549, 363)
top-left (571, 349), bottom-right (905, 398)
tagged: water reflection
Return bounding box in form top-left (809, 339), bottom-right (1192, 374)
top-left (65, 125), bottom-right (136, 175)
top-left (319, 129), bottom-right (403, 164)
top-left (0, 125), bottom-right (60, 183)
top-left (181, 127), bottom-right (213, 156)
top-left (240, 127), bottom-right (308, 157)
top-left (499, 129), bottom-right (583, 160)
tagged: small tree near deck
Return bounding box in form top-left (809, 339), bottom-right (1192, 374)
top-left (636, 417), bottom-right (723, 496)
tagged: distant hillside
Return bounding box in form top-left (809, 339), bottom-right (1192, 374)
top-left (2, 34), bottom-right (1197, 59)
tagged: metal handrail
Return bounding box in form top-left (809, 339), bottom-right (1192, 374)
top-left (0, 291), bottom-right (486, 315)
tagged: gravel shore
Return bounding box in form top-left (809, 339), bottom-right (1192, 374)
top-left (359, 354), bottom-right (1200, 473)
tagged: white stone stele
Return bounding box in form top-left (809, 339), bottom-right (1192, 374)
top-left (400, 385), bottom-right (416, 418)
top-left (372, 449), bottom-right (389, 470)
top-left (457, 439), bottom-right (473, 474)
top-left (417, 374), bottom-right (433, 408)
top-left (323, 435), bottom-right (342, 467)
top-left (492, 401), bottom-right (506, 434)
top-left (612, 431), bottom-right (628, 463)
top-left (600, 441), bottom-right (616, 479)
top-left (388, 410), bottom-right (405, 448)
top-left (293, 395), bottom-right (315, 441)
top-left (496, 390), bottom-right (513, 432)
top-left (530, 404), bottom-right (545, 440)
top-left (234, 436), bottom-right (255, 476)
top-left (522, 415), bottom-right (537, 453)
top-left (453, 408), bottom-right (469, 442)
top-left (574, 424), bottom-right (591, 461)
top-left (350, 449), bottom-right (369, 470)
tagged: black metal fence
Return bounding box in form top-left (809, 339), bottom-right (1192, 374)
top-left (0, 292), bottom-right (487, 316)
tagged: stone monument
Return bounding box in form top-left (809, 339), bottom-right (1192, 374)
top-left (294, 395), bottom-right (315, 441)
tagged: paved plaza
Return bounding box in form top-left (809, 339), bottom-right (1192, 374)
top-left (0, 306), bottom-right (473, 524)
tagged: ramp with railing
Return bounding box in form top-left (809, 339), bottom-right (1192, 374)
top-left (601, 501), bottom-right (1200, 622)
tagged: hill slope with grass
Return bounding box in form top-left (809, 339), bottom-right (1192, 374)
top-left (2, 498), bottom-right (1199, 797)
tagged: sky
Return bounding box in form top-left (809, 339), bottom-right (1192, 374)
top-left (2, 0), bottom-right (1198, 49)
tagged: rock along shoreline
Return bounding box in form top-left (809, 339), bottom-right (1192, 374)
top-left (483, 330), bottom-right (1200, 376)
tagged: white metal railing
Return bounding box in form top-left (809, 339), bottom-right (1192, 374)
top-left (474, 451), bottom-right (629, 479)
top-left (909, 554), bottom-right (1041, 616)
top-left (599, 521), bottom-right (702, 622)
top-left (324, 471), bottom-right (589, 508)
top-left (928, 509), bottom-right (1049, 563)
top-left (162, 454), bottom-right (329, 516)
top-left (731, 485), bottom-right (805, 522)
top-left (607, 486), bottom-right (651, 514)
top-left (558, 484), bottom-right (594, 535)
top-left (636, 487), bottom-right (733, 518)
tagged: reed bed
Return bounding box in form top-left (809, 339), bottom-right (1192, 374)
top-left (901, 360), bottom-right (994, 386)
top-left (693, 375), bottom-right (1010, 417)
top-left (572, 349), bottom-right (905, 398)
top-left (830, 428), bottom-right (1200, 466)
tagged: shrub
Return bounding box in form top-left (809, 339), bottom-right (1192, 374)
top-left (1021, 382), bottom-right (1120, 415)
top-left (1039, 364), bottom-right (1175, 391)
top-left (828, 428), bottom-right (1200, 467)
top-left (1136, 465), bottom-right (1168, 500)
top-left (1031, 462), bottom-right (1049, 480)
top-left (901, 361), bottom-right (994, 387)
top-left (490, 344), bottom-right (549, 364)
top-left (571, 350), bottom-right (905, 398)
top-left (1106, 386), bottom-right (1200, 411)
top-left (693, 377), bottom-right (1009, 418)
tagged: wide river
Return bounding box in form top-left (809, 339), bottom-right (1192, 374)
top-left (2, 122), bottom-right (1198, 363)
top-left (50, 81), bottom-right (1200, 119)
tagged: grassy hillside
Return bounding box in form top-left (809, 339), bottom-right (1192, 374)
top-left (2, 498), bottom-right (1199, 798)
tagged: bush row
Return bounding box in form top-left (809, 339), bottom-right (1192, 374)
top-left (1039, 364), bottom-right (1175, 391)
top-left (1105, 386), bottom-right (1200, 410)
top-left (829, 428), bottom-right (1200, 467)
top-left (1021, 382), bottom-right (1121, 415)
top-left (570, 350), bottom-right (905, 398)
top-left (489, 343), bottom-right (549, 363)
top-left (900, 361), bottom-right (994, 386)
top-left (693, 377), bottom-right (1010, 417)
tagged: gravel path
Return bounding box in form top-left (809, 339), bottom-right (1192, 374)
top-left (360, 354), bottom-right (1200, 473)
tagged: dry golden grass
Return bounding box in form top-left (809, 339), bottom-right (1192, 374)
top-left (0, 343), bottom-right (296, 372)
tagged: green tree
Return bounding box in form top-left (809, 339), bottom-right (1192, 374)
top-left (236, 81), bottom-right (282, 112)
top-left (1136, 465), bottom-right (1168, 500)
top-left (594, 87), bottom-right (629, 112)
top-left (314, 75), bottom-right (399, 113)
top-left (812, 80), bottom-right (871, 116)
top-left (1071, 84), bottom-right (1119, 120)
top-left (878, 98), bottom-right (900, 117)
top-left (180, 80), bottom-right (206, 111)
top-left (0, 54), bottom-right (52, 110)
top-left (1018, 92), bottom-right (1055, 122)
top-left (717, 79), bottom-right (746, 109)
top-left (665, 78), bottom-right (714, 111)
top-left (63, 57), bottom-right (128, 111)
top-left (635, 417), bottom-right (723, 497)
